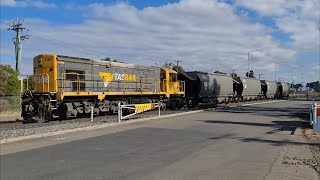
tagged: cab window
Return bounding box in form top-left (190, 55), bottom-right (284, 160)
top-left (160, 73), bottom-right (166, 81)
top-left (169, 73), bottom-right (177, 82)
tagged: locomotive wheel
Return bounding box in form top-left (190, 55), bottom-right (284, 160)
top-left (36, 105), bottom-right (46, 123)
top-left (171, 101), bottom-right (177, 110)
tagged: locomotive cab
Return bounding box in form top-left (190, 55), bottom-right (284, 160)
top-left (160, 68), bottom-right (185, 98)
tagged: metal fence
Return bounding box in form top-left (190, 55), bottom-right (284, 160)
top-left (0, 96), bottom-right (20, 113)
top-left (291, 92), bottom-right (320, 100)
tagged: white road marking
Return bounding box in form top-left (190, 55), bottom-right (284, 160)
top-left (241, 100), bottom-right (287, 107)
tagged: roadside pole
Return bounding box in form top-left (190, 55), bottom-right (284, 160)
top-left (313, 102), bottom-right (318, 134)
top-left (91, 106), bottom-right (94, 122)
top-left (316, 103), bottom-right (320, 135)
top-left (118, 102), bottom-right (121, 122)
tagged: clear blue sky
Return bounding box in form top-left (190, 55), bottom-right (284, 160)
top-left (1, 0), bottom-right (319, 84)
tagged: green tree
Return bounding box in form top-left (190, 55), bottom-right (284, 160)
top-left (306, 81), bottom-right (320, 91)
top-left (163, 62), bottom-right (173, 69)
top-left (172, 65), bottom-right (184, 73)
top-left (23, 75), bottom-right (35, 91)
top-left (0, 67), bottom-right (8, 96)
top-left (0, 64), bottom-right (20, 96)
top-left (102, 57), bottom-right (111, 61)
top-left (163, 62), bottom-right (184, 73)
top-left (294, 83), bottom-right (303, 89)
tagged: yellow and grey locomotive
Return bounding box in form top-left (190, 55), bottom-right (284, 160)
top-left (22, 54), bottom-right (185, 122)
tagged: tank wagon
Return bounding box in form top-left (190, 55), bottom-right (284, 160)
top-left (22, 54), bottom-right (185, 122)
top-left (260, 80), bottom-right (279, 99)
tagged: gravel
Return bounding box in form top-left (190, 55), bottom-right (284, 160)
top-left (306, 137), bottom-right (320, 173)
top-left (0, 109), bottom-right (188, 140)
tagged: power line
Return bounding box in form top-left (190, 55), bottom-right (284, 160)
top-left (30, 34), bottom-right (99, 57)
top-left (30, 32), bottom-right (108, 58)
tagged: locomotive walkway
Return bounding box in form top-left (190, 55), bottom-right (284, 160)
top-left (1, 101), bottom-right (319, 180)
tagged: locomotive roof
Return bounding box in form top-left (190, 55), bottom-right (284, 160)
top-left (187, 71), bottom-right (231, 77)
top-left (55, 54), bottom-right (158, 70)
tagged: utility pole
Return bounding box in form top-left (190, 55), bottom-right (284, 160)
top-left (1, 19), bottom-right (30, 109)
top-left (274, 63), bottom-right (276, 81)
top-left (3, 19), bottom-right (29, 75)
top-left (319, 57), bottom-right (320, 91)
top-left (175, 59), bottom-right (182, 67)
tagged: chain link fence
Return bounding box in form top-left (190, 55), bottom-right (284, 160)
top-left (0, 96), bottom-right (20, 113)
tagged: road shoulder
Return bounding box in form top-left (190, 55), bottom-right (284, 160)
top-left (265, 127), bottom-right (319, 180)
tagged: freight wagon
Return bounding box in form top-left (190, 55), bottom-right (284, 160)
top-left (178, 71), bottom-right (290, 106)
top-left (178, 71), bottom-right (236, 106)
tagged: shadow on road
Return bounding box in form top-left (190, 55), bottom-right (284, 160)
top-left (199, 101), bottom-right (319, 147)
top-left (208, 136), bottom-right (320, 147)
top-left (200, 120), bottom-right (300, 135)
top-left (201, 119), bottom-right (320, 146)
top-left (207, 105), bottom-right (310, 120)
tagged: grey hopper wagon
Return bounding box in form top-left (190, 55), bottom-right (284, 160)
top-left (278, 82), bottom-right (290, 98)
top-left (234, 77), bottom-right (262, 101)
top-left (178, 71), bottom-right (235, 106)
top-left (260, 80), bottom-right (279, 99)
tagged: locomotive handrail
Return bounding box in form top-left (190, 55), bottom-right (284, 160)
top-left (180, 81), bottom-right (185, 92)
top-left (162, 79), bottom-right (167, 92)
top-left (62, 72), bottom-right (79, 92)
top-left (162, 79), bottom-right (185, 94)
top-left (61, 72), bottom-right (162, 93)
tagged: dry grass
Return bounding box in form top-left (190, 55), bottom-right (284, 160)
top-left (304, 128), bottom-right (320, 142)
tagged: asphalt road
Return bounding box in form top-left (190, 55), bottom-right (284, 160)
top-left (0, 100), bottom-right (316, 180)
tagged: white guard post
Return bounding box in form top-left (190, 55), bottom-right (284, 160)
top-left (310, 104), bottom-right (314, 126)
top-left (91, 106), bottom-right (94, 122)
top-left (118, 102), bottom-right (161, 122)
top-left (310, 102), bottom-right (320, 135)
top-left (318, 104), bottom-right (320, 134)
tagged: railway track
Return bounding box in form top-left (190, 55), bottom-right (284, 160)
top-left (0, 99), bottom-right (281, 128)
top-left (0, 109), bottom-right (190, 140)
top-left (0, 121), bottom-right (25, 128)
